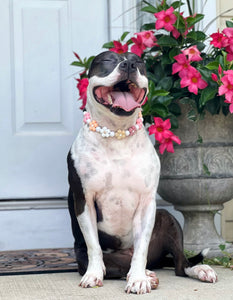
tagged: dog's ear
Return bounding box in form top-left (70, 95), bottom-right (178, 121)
top-left (88, 51), bottom-right (122, 78)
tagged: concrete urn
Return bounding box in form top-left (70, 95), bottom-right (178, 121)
top-left (158, 107), bottom-right (233, 257)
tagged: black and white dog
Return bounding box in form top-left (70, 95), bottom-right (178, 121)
top-left (67, 51), bottom-right (217, 294)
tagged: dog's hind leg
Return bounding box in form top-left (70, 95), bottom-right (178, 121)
top-left (103, 249), bottom-right (132, 279)
top-left (103, 249), bottom-right (159, 289)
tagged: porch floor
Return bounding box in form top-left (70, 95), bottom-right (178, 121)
top-left (0, 266), bottom-right (232, 300)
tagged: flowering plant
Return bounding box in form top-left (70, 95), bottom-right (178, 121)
top-left (72, 0), bottom-right (233, 154)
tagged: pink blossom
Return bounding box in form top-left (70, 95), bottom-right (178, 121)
top-left (224, 98), bottom-right (233, 113)
top-left (76, 78), bottom-right (89, 110)
top-left (135, 31), bottom-right (158, 48)
top-left (172, 27), bottom-right (180, 39)
top-left (218, 64), bottom-right (223, 75)
top-left (211, 73), bottom-right (218, 82)
top-left (154, 7), bottom-right (177, 32)
top-left (180, 68), bottom-right (208, 95)
top-left (172, 53), bottom-right (196, 77)
top-left (110, 41), bottom-right (128, 54)
top-left (148, 117), bottom-right (172, 143)
top-left (159, 131), bottom-right (181, 154)
top-left (131, 35), bottom-right (146, 57)
top-left (210, 30), bottom-right (228, 48)
top-left (182, 45), bottom-right (202, 62)
top-left (222, 28), bottom-right (233, 61)
top-left (218, 70), bottom-right (233, 103)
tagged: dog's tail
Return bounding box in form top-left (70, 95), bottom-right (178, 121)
top-left (187, 248), bottom-right (210, 267)
top-left (159, 248), bottom-right (210, 269)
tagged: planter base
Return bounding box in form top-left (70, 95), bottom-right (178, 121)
top-left (175, 204), bottom-right (233, 257)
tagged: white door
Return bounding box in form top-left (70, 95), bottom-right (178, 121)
top-left (0, 0), bottom-right (115, 199)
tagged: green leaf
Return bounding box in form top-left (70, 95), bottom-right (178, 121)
top-left (102, 41), bottom-right (114, 49)
top-left (157, 95), bottom-right (174, 106)
top-left (71, 61), bottom-right (85, 67)
top-left (141, 22), bottom-right (156, 31)
top-left (157, 35), bottom-right (178, 46)
top-left (151, 103), bottom-right (169, 118)
top-left (186, 31), bottom-right (206, 41)
top-left (168, 103), bottom-right (181, 115)
top-left (226, 20), bottom-right (233, 28)
top-left (219, 244), bottom-right (226, 251)
top-left (171, 1), bottom-right (184, 9)
top-left (200, 86), bottom-right (218, 107)
top-left (169, 114), bottom-right (179, 129)
top-left (196, 42), bottom-right (206, 51)
top-left (186, 14), bottom-right (204, 26)
top-left (120, 31), bottom-right (130, 41)
top-left (203, 164), bottom-right (211, 176)
top-left (205, 61), bottom-right (220, 70)
top-left (86, 56), bottom-right (95, 68)
top-left (141, 5), bottom-right (157, 14)
top-left (153, 89), bottom-right (170, 96)
top-left (169, 48), bottom-right (181, 61)
top-left (159, 76), bottom-right (173, 90)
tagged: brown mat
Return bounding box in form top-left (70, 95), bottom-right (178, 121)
top-left (0, 248), bottom-right (77, 275)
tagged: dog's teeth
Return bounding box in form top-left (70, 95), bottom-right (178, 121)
top-left (107, 94), bottom-right (113, 105)
top-left (130, 83), bottom-right (137, 88)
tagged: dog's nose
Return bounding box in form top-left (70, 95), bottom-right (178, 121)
top-left (119, 60), bottom-right (137, 73)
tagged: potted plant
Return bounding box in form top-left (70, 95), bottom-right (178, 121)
top-left (72, 0), bottom-right (233, 256)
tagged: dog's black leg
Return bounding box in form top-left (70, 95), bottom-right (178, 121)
top-left (103, 250), bottom-right (132, 279)
top-left (67, 188), bottom-right (88, 275)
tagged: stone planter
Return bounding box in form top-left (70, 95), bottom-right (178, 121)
top-left (158, 106), bottom-right (233, 257)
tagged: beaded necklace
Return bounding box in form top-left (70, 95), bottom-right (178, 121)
top-left (83, 111), bottom-right (144, 140)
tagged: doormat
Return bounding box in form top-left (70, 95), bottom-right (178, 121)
top-left (0, 248), bottom-right (77, 275)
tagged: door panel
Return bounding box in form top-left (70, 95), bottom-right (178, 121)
top-left (1, 0), bottom-right (79, 199)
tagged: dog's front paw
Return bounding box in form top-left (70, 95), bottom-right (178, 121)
top-left (186, 265), bottom-right (217, 283)
top-left (125, 270), bottom-right (159, 294)
top-left (79, 272), bottom-right (104, 288)
top-left (79, 262), bottom-right (106, 288)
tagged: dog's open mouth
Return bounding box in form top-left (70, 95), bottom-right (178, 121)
top-left (93, 80), bottom-right (147, 113)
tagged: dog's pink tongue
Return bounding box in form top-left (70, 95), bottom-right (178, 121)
top-left (111, 91), bottom-right (140, 112)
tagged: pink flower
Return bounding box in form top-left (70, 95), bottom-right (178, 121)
top-left (172, 27), bottom-right (180, 39)
top-left (218, 70), bottom-right (233, 103)
top-left (148, 117), bottom-right (172, 143)
top-left (211, 73), bottom-right (218, 82)
top-left (154, 7), bottom-right (177, 32)
top-left (159, 131), bottom-right (181, 154)
top-left (180, 68), bottom-right (208, 95)
top-left (172, 53), bottom-right (196, 77)
top-left (110, 41), bottom-right (128, 54)
top-left (182, 45), bottom-right (202, 62)
top-left (76, 78), bottom-right (89, 110)
top-left (131, 35), bottom-right (146, 57)
top-left (222, 28), bottom-right (233, 61)
top-left (135, 31), bottom-right (158, 48)
top-left (224, 98), bottom-right (233, 113)
top-left (218, 64), bottom-right (222, 76)
top-left (182, 13), bottom-right (194, 38)
top-left (210, 30), bottom-right (228, 48)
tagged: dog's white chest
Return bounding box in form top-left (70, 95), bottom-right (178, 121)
top-left (71, 127), bottom-right (160, 248)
